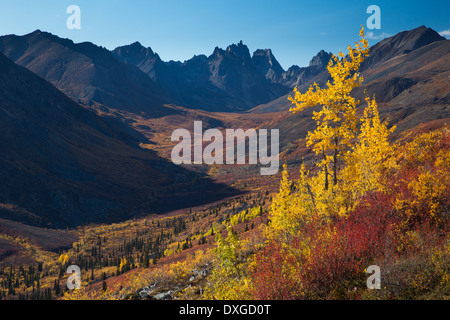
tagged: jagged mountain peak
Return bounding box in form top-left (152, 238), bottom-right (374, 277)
top-left (211, 46), bottom-right (225, 57)
top-left (252, 48), bottom-right (277, 62)
top-left (29, 29), bottom-right (43, 35)
top-left (226, 40), bottom-right (251, 59)
top-left (309, 49), bottom-right (332, 68)
top-left (130, 40), bottom-right (143, 47)
top-left (113, 41), bottom-right (158, 65)
top-left (121, 41), bottom-right (154, 53)
top-left (254, 48), bottom-right (273, 55)
top-left (252, 48), bottom-right (285, 81)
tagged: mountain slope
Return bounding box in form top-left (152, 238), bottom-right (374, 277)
top-left (0, 52), bottom-right (234, 228)
top-left (0, 30), bottom-right (175, 117)
top-left (249, 26), bottom-right (450, 159)
top-left (361, 25), bottom-right (446, 71)
top-left (251, 48), bottom-right (286, 82)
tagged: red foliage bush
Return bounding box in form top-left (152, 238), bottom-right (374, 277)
top-left (250, 239), bottom-right (304, 300)
top-left (250, 190), bottom-right (448, 299)
top-left (250, 194), bottom-right (397, 299)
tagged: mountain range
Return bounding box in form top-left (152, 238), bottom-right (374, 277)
top-left (0, 31), bottom-right (334, 113)
top-left (112, 40), bottom-right (331, 111)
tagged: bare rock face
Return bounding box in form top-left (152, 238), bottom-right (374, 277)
top-left (252, 48), bottom-right (285, 82)
top-left (114, 40), bottom-right (289, 111)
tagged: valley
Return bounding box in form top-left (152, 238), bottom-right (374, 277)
top-left (0, 25), bottom-right (449, 300)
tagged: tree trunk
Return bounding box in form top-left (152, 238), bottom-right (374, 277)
top-left (333, 136), bottom-right (338, 186)
top-left (323, 149), bottom-right (329, 190)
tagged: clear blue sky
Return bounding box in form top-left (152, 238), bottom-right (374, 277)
top-left (0, 0), bottom-right (449, 69)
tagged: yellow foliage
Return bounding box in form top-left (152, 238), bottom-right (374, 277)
top-left (205, 226), bottom-right (252, 300)
top-left (59, 253), bottom-right (70, 265)
top-left (119, 257), bottom-right (128, 272)
top-left (268, 27), bottom-right (395, 240)
top-left (341, 96), bottom-right (396, 207)
top-left (226, 206), bottom-right (262, 227)
top-left (288, 25), bottom-right (370, 189)
top-left (268, 164), bottom-right (314, 239)
top-left (394, 128), bottom-right (450, 220)
top-left (62, 286), bottom-right (119, 300)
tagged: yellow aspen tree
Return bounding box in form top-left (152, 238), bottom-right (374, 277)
top-left (342, 96), bottom-right (396, 205)
top-left (119, 257), bottom-right (128, 272)
top-left (288, 26), bottom-right (369, 190)
top-left (59, 253), bottom-right (69, 265)
top-left (267, 164), bottom-right (302, 239)
top-left (268, 163), bottom-right (325, 238)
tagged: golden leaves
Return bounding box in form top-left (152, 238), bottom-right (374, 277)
top-left (288, 26), bottom-right (370, 191)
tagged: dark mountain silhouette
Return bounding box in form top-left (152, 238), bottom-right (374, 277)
top-left (0, 30), bottom-right (176, 117)
top-left (113, 41), bottom-right (333, 111)
top-left (308, 49), bottom-right (333, 68)
top-left (112, 41), bottom-right (166, 79)
top-left (0, 52), bottom-right (236, 228)
top-left (113, 40), bottom-right (289, 111)
top-left (0, 30), bottom-right (331, 114)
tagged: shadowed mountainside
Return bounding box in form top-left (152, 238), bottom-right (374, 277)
top-left (0, 52), bottom-right (237, 228)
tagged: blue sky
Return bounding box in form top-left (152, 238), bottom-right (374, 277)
top-left (0, 0), bottom-right (449, 69)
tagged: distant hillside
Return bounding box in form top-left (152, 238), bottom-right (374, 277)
top-left (0, 30), bottom-right (176, 117)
